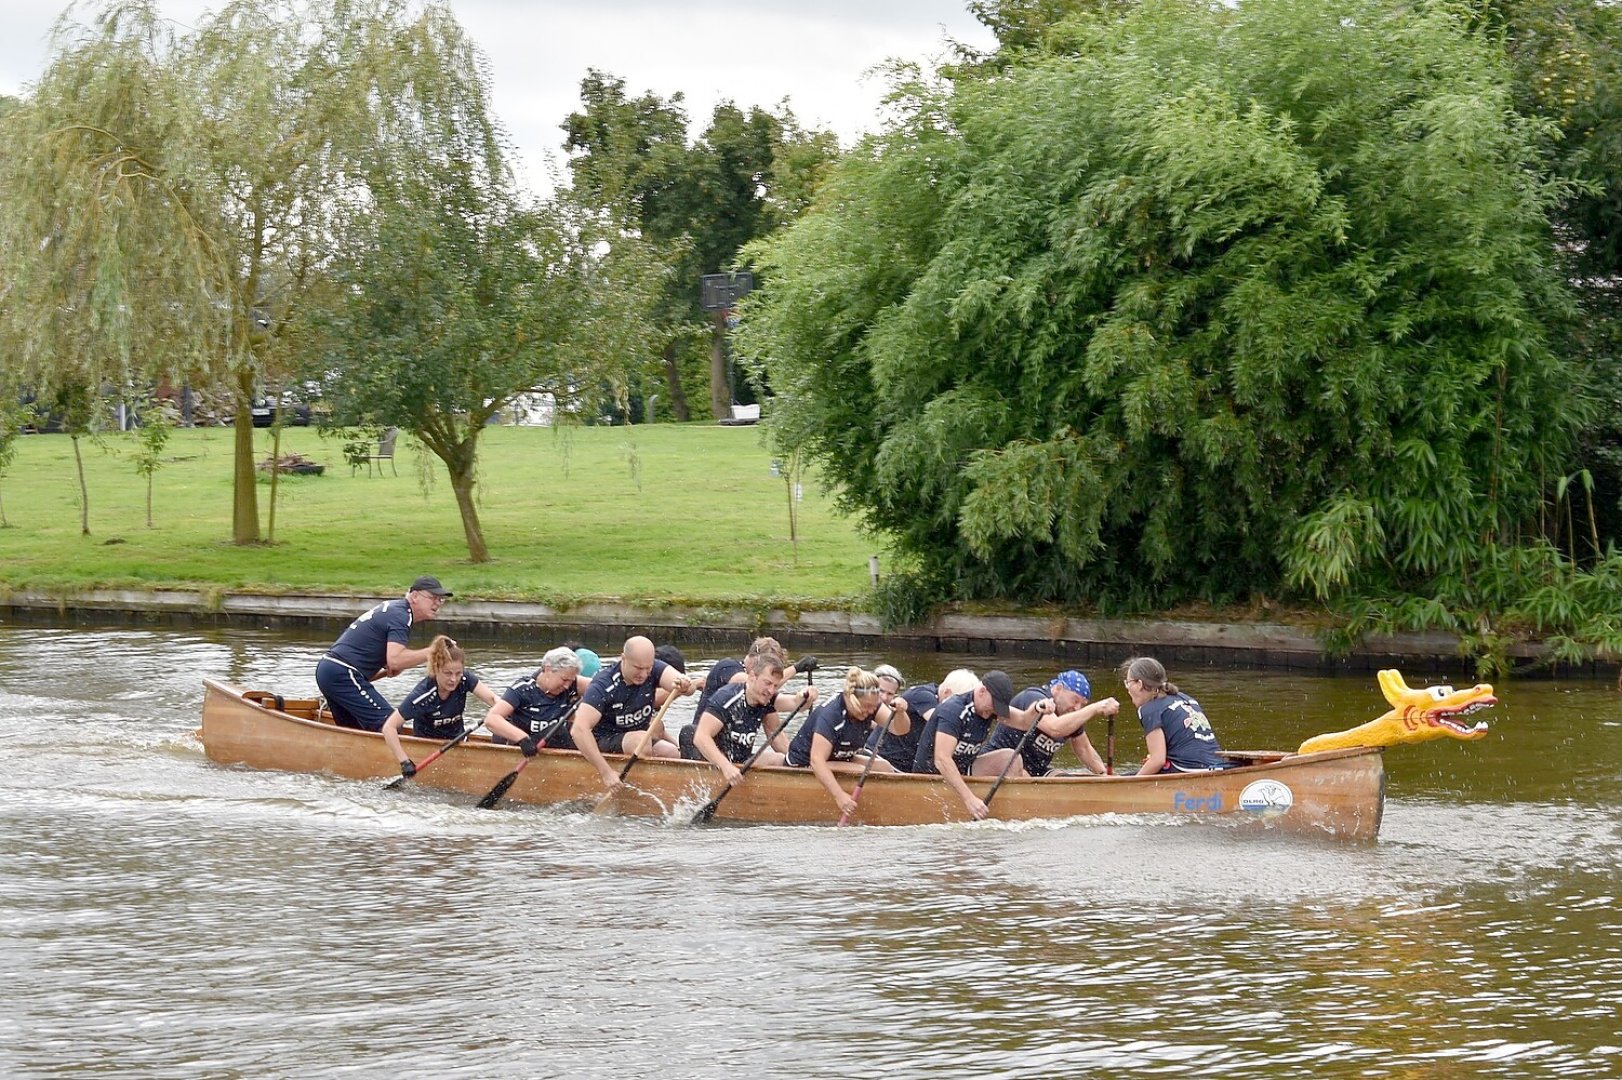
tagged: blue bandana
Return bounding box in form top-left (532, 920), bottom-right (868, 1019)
top-left (1051, 670), bottom-right (1091, 699)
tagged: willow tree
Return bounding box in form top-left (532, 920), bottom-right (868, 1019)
top-left (318, 21), bottom-right (663, 562)
top-left (739, 0), bottom-right (1582, 614)
top-left (0, 398), bottom-right (27, 528)
top-left (0, 1), bottom-right (465, 545)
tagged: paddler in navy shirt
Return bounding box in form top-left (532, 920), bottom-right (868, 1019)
top-left (983, 670), bottom-right (1118, 777)
top-left (686, 637), bottom-right (819, 730)
top-left (785, 666), bottom-right (893, 817)
top-left (868, 668), bottom-right (977, 773)
top-left (570, 634), bottom-right (695, 792)
top-left (912, 670), bottom-right (1016, 820)
top-left (382, 636), bottom-right (499, 776)
top-left (485, 646), bottom-right (591, 750)
top-left (1121, 656), bottom-right (1228, 773)
top-left (315, 574), bottom-right (451, 731)
top-left (680, 651), bottom-right (806, 782)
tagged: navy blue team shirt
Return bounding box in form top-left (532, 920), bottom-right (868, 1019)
top-left (396, 670), bottom-right (483, 741)
top-left (582, 658), bottom-right (670, 741)
top-left (325, 598), bottom-right (414, 674)
top-left (981, 687), bottom-right (1068, 777)
top-left (688, 658), bottom-right (745, 732)
top-left (1138, 692), bottom-right (1226, 771)
top-left (868, 683), bottom-right (939, 773)
top-left (694, 682), bottom-right (779, 763)
top-left (787, 694), bottom-right (876, 767)
top-left (912, 691), bottom-right (998, 774)
top-left (499, 675), bottom-right (580, 739)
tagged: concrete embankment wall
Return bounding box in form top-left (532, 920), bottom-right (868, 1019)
top-left (0, 587), bottom-right (1590, 675)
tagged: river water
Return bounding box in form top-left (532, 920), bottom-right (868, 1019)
top-left (1, 623), bottom-right (1619, 1078)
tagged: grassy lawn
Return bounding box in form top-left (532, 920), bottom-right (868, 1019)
top-left (0, 423), bottom-right (884, 607)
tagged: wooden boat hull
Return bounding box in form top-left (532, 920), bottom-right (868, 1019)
top-left (199, 679), bottom-right (1387, 840)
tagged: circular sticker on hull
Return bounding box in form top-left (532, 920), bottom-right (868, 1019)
top-left (1238, 779), bottom-right (1294, 815)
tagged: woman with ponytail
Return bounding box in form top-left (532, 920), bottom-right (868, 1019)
top-left (382, 636), bottom-right (499, 779)
top-left (1118, 656), bottom-right (1228, 774)
top-left (785, 666), bottom-right (897, 816)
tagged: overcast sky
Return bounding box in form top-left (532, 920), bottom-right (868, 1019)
top-left (0, 1), bottom-right (996, 192)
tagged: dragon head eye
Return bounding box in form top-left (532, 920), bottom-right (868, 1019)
top-left (1429, 685), bottom-right (1453, 701)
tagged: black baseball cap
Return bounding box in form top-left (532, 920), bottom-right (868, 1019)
top-left (981, 670), bottom-right (1014, 717)
top-left (410, 575), bottom-right (453, 597)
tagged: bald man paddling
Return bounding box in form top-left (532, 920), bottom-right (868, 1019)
top-left (571, 635), bottom-right (695, 792)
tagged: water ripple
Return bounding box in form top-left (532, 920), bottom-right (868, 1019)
top-left (2, 625), bottom-right (1621, 1077)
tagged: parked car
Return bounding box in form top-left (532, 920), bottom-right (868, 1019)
top-left (249, 395), bottom-right (313, 428)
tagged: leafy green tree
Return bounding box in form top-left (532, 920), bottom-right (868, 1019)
top-left (0, 6), bottom-right (208, 531)
top-left (563, 71), bottom-right (697, 419)
top-left (0, 1), bottom-right (479, 546)
top-left (740, 0), bottom-right (1582, 616)
top-left (563, 72), bottom-right (837, 420)
top-left (960, 0), bottom-right (1135, 59)
top-left (319, 40), bottom-right (663, 562)
top-left (131, 400), bottom-right (175, 529)
top-left (47, 382), bottom-right (104, 538)
top-left (1477, 0), bottom-right (1622, 545)
top-left (0, 398), bottom-right (28, 528)
top-left (1484, 0), bottom-right (1622, 286)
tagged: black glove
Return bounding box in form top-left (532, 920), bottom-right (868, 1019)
top-left (793, 655), bottom-right (819, 674)
top-left (399, 759), bottom-right (417, 779)
top-left (518, 736), bottom-right (539, 757)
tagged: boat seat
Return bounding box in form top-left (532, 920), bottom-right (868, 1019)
top-left (243, 690), bottom-right (324, 721)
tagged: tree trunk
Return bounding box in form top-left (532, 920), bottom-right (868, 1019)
top-left (662, 340), bottom-right (690, 422)
top-left (0, 485), bottom-right (8, 527)
top-left (231, 368), bottom-right (261, 544)
top-left (709, 311), bottom-right (730, 420)
top-left (448, 463), bottom-right (489, 563)
top-left (267, 420), bottom-right (282, 543)
top-left (146, 474), bottom-right (154, 529)
top-left (71, 434), bottom-right (89, 536)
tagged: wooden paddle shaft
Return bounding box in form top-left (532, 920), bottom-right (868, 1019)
top-left (983, 717), bottom-right (1044, 810)
top-left (692, 697), bottom-right (807, 823)
top-left (838, 704), bottom-right (897, 826)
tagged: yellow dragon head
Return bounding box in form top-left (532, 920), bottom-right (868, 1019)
top-left (1298, 669), bottom-right (1495, 755)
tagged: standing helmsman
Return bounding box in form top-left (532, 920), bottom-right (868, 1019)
top-left (315, 575), bottom-right (452, 731)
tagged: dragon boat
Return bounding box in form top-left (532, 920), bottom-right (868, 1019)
top-left (197, 669), bottom-right (1494, 842)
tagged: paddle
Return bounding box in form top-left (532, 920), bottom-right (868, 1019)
top-left (981, 717), bottom-right (1044, 812)
top-left (382, 719), bottom-right (486, 790)
top-left (837, 703), bottom-right (898, 827)
top-left (591, 686), bottom-right (684, 815)
top-left (690, 695), bottom-right (809, 825)
top-left (473, 701), bottom-right (582, 811)
top-left (1106, 714), bottom-right (1116, 775)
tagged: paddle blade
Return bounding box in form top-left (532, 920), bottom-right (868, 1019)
top-left (690, 800), bottom-right (720, 825)
top-left (476, 768), bottom-right (522, 810)
top-left (381, 775), bottom-right (409, 791)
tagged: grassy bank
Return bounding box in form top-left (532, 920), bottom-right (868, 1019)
top-left (0, 423), bottom-right (882, 606)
